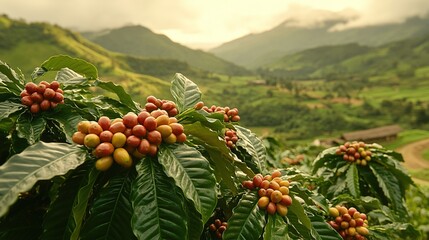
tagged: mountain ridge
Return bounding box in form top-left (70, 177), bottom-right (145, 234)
top-left (82, 25), bottom-right (250, 76)
top-left (260, 33), bottom-right (429, 80)
top-left (210, 15), bottom-right (429, 68)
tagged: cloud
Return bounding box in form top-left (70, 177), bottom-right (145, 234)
top-left (330, 0), bottom-right (429, 30)
top-left (1, 0), bottom-right (429, 49)
top-left (279, 4), bottom-right (359, 28)
top-left (2, 0), bottom-right (197, 32)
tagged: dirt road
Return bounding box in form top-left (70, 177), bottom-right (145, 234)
top-left (396, 138), bottom-right (429, 170)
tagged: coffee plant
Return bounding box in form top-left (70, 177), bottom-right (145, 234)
top-left (312, 142), bottom-right (414, 219)
top-left (0, 55), bottom-right (422, 239)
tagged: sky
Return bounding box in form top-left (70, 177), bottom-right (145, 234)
top-left (2, 0), bottom-right (429, 49)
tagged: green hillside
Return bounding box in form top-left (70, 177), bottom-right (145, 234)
top-left (210, 16), bottom-right (429, 68)
top-left (263, 34), bottom-right (429, 80)
top-left (0, 15), bottom-right (188, 101)
top-left (82, 25), bottom-right (249, 76)
top-left (2, 14), bottom-right (429, 147)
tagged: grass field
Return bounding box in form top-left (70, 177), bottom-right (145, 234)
top-left (382, 129), bottom-right (429, 150)
top-left (422, 148), bottom-right (429, 161)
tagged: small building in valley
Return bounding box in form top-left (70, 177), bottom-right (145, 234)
top-left (341, 125), bottom-right (402, 143)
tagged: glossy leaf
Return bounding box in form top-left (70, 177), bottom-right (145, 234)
top-left (46, 106), bottom-right (85, 143)
top-left (170, 73), bottom-right (202, 112)
top-left (370, 222), bottom-right (421, 239)
top-left (235, 125), bottom-right (267, 174)
top-left (158, 144), bottom-right (217, 223)
top-left (223, 192), bottom-right (265, 240)
top-left (308, 210), bottom-right (342, 240)
top-left (178, 109), bottom-right (225, 131)
top-left (0, 101), bottom-right (24, 124)
top-left (36, 55), bottom-right (98, 80)
top-left (287, 195), bottom-right (312, 230)
top-left (131, 158), bottom-right (188, 240)
top-left (0, 60), bottom-right (23, 94)
top-left (80, 169), bottom-right (136, 240)
top-left (55, 68), bottom-right (90, 87)
top-left (70, 167), bottom-right (100, 239)
top-left (16, 113), bottom-right (47, 145)
top-left (312, 147), bottom-right (338, 174)
top-left (263, 215), bottom-right (289, 240)
top-left (184, 198), bottom-right (204, 240)
top-left (94, 80), bottom-right (139, 112)
top-left (184, 121), bottom-right (254, 177)
top-left (370, 164), bottom-right (408, 218)
top-left (345, 163), bottom-right (360, 198)
top-left (0, 142), bottom-right (86, 217)
top-left (41, 162), bottom-right (98, 240)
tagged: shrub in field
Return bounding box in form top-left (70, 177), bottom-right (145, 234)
top-left (312, 142), bottom-right (414, 219)
top-left (0, 55), bottom-right (421, 239)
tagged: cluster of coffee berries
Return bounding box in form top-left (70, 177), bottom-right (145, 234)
top-left (224, 129), bottom-right (239, 149)
top-left (72, 111), bottom-right (186, 171)
top-left (144, 95), bottom-right (178, 117)
top-left (201, 105), bottom-right (240, 122)
top-left (242, 170), bottom-right (292, 217)
top-left (209, 218), bottom-right (228, 239)
top-left (336, 141), bottom-right (372, 166)
top-left (327, 206), bottom-right (369, 240)
top-left (20, 81), bottom-right (64, 113)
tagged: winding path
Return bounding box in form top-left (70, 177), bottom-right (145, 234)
top-left (396, 138), bottom-right (429, 185)
top-left (396, 138), bottom-right (429, 170)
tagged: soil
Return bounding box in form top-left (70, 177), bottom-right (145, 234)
top-left (396, 138), bottom-right (429, 170)
top-left (396, 138), bottom-right (429, 185)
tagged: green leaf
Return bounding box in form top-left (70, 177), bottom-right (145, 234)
top-left (0, 60), bottom-right (24, 94)
top-left (170, 73), bottom-right (202, 112)
top-left (263, 214), bottom-right (289, 240)
top-left (285, 206), bottom-right (311, 239)
top-left (36, 55), bottom-right (98, 80)
top-left (205, 146), bottom-right (239, 194)
top-left (55, 68), bottom-right (91, 87)
top-left (41, 162), bottom-right (99, 240)
top-left (80, 169), bottom-right (136, 240)
top-left (370, 222), bottom-right (421, 239)
top-left (178, 109), bottom-right (225, 132)
top-left (369, 164), bottom-right (408, 218)
top-left (0, 142), bottom-right (86, 217)
top-left (184, 121), bottom-right (254, 177)
top-left (345, 164), bottom-right (360, 198)
top-left (287, 195), bottom-right (312, 230)
top-left (131, 158), bottom-right (188, 240)
top-left (184, 198), bottom-right (204, 240)
top-left (158, 144), bottom-right (217, 223)
top-left (94, 80), bottom-right (139, 112)
top-left (235, 125), bottom-right (267, 174)
top-left (308, 210), bottom-right (342, 240)
top-left (46, 106), bottom-right (85, 143)
top-left (0, 101), bottom-right (24, 124)
top-left (16, 113), bottom-right (47, 145)
top-left (223, 192), bottom-right (265, 240)
top-left (312, 147), bottom-right (338, 174)
top-left (70, 166), bottom-right (100, 239)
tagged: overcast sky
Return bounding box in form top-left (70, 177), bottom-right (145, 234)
top-left (2, 0), bottom-right (429, 49)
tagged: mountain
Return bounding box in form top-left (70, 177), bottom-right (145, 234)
top-left (82, 25), bottom-right (249, 75)
top-left (262, 33), bottom-right (429, 80)
top-left (0, 15), bottom-right (204, 101)
top-left (210, 16), bottom-right (429, 68)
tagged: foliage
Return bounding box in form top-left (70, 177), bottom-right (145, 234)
top-left (312, 143), bottom-right (414, 220)
top-left (0, 56), bottom-right (422, 240)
